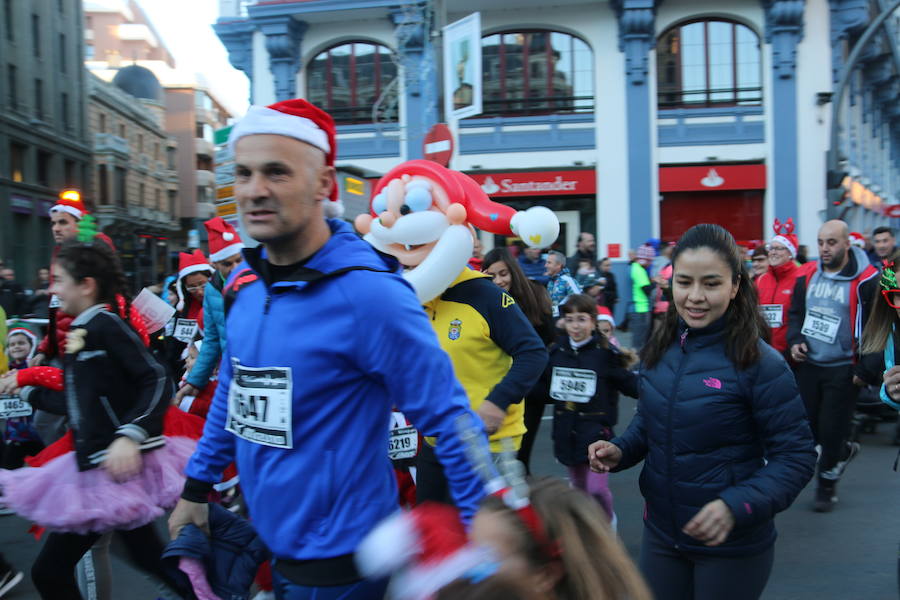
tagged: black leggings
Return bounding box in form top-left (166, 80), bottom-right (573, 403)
top-left (517, 388), bottom-right (547, 475)
top-left (32, 525), bottom-right (171, 600)
top-left (639, 527), bottom-right (774, 600)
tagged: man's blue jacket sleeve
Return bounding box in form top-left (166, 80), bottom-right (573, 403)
top-left (353, 279), bottom-right (491, 522)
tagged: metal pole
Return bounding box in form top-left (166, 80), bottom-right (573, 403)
top-left (826, 0), bottom-right (900, 218)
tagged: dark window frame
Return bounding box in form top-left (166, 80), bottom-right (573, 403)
top-left (7, 63), bottom-right (17, 110)
top-left (31, 13), bottom-right (39, 57)
top-left (656, 18), bottom-right (762, 109)
top-left (4, 0), bottom-right (13, 42)
top-left (306, 41), bottom-right (397, 125)
top-left (34, 78), bottom-right (43, 120)
top-left (477, 29), bottom-right (594, 118)
top-left (59, 33), bottom-right (66, 73)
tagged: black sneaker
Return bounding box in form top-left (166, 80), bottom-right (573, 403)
top-left (813, 483), bottom-right (837, 512)
top-left (0, 568), bottom-right (23, 597)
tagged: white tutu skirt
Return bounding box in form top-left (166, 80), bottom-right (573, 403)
top-left (0, 436), bottom-right (196, 534)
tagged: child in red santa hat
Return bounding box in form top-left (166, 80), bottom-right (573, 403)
top-left (357, 415), bottom-right (651, 600)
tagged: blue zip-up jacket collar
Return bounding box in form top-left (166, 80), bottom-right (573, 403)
top-left (183, 219), bottom-right (491, 563)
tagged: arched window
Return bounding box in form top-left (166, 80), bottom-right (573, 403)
top-left (480, 30), bottom-right (593, 117)
top-left (656, 19), bottom-right (761, 108)
top-left (306, 41), bottom-right (397, 124)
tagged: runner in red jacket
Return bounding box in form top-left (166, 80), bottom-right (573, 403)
top-left (755, 218), bottom-right (812, 356)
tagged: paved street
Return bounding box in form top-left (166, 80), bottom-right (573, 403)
top-left (0, 398), bottom-right (897, 599)
top-left (527, 397), bottom-right (900, 600)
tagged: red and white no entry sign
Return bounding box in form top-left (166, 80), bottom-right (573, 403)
top-left (423, 123), bottom-right (454, 167)
top-left (885, 205), bottom-right (900, 218)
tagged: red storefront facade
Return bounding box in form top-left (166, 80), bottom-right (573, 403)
top-left (659, 163), bottom-right (767, 245)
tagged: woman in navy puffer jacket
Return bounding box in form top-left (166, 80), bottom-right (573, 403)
top-left (589, 224), bottom-right (816, 600)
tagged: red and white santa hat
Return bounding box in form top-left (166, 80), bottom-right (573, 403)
top-left (7, 326), bottom-right (39, 360)
top-left (204, 217), bottom-right (244, 262)
top-left (597, 305), bottom-right (615, 327)
top-left (175, 249), bottom-right (214, 311)
top-left (849, 231), bottom-right (866, 249)
top-left (771, 218), bottom-right (798, 258)
top-left (356, 503), bottom-right (499, 600)
top-left (49, 190), bottom-right (86, 220)
top-left (228, 99), bottom-right (343, 218)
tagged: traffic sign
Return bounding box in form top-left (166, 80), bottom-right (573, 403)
top-left (423, 123), bottom-right (454, 167)
top-left (885, 205), bottom-right (900, 218)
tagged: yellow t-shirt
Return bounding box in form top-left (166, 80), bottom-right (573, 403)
top-left (424, 269), bottom-right (543, 451)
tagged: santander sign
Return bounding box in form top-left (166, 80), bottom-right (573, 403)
top-left (468, 170), bottom-right (595, 197)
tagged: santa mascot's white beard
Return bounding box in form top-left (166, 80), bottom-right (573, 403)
top-left (366, 224), bottom-right (473, 303)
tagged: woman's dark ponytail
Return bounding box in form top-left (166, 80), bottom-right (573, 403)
top-left (641, 224), bottom-right (769, 370)
top-left (55, 238), bottom-right (131, 312)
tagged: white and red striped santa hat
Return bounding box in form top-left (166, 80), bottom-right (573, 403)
top-left (597, 305), bottom-right (615, 327)
top-left (176, 249), bottom-right (214, 311)
top-left (228, 99), bottom-right (343, 218)
top-left (49, 189), bottom-right (86, 220)
top-left (771, 218), bottom-right (798, 258)
top-left (204, 217), bottom-right (244, 262)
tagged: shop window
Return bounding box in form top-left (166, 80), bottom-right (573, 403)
top-left (306, 41), bottom-right (397, 124)
top-left (10, 142), bottom-right (26, 183)
top-left (479, 30), bottom-right (594, 117)
top-left (657, 19), bottom-right (761, 109)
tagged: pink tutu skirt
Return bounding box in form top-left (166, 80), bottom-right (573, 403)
top-left (0, 436), bottom-right (196, 534)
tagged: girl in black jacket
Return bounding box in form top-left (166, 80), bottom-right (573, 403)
top-left (546, 294), bottom-right (638, 522)
top-left (0, 238), bottom-right (186, 599)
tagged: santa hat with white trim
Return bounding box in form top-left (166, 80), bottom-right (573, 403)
top-left (49, 189), bottom-right (86, 221)
top-left (771, 218), bottom-right (799, 258)
top-left (175, 249), bottom-right (214, 311)
top-left (204, 217), bottom-right (244, 262)
top-left (849, 231), bottom-right (866, 249)
top-left (228, 99), bottom-right (343, 218)
top-left (597, 305), bottom-right (616, 328)
top-left (6, 323), bottom-right (39, 360)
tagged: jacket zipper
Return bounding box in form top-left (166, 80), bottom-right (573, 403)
top-left (669, 328), bottom-right (690, 548)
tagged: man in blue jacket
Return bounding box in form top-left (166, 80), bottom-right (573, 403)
top-left (174, 217), bottom-right (244, 405)
top-left (168, 99), bottom-right (490, 600)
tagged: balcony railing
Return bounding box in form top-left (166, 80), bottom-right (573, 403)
top-left (657, 86), bottom-right (763, 109)
top-left (473, 95), bottom-right (594, 119)
top-left (94, 133), bottom-right (129, 156)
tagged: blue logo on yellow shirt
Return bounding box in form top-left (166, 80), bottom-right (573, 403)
top-left (448, 319), bottom-right (462, 340)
